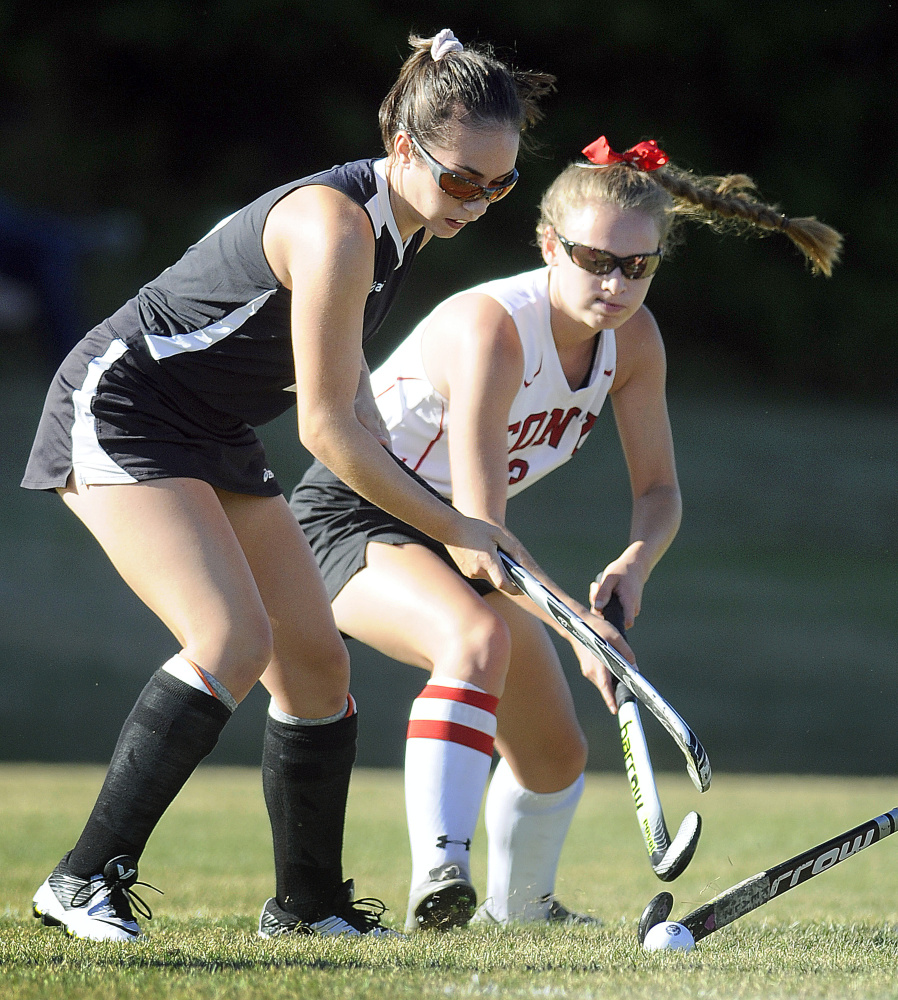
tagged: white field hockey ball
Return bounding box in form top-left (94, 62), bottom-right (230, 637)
top-left (642, 920), bottom-right (695, 952)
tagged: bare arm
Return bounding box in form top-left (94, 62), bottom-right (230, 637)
top-left (354, 353), bottom-right (391, 448)
top-left (263, 185), bottom-right (515, 589)
top-left (422, 292), bottom-right (634, 712)
top-left (423, 292), bottom-right (523, 529)
top-left (589, 305), bottom-right (682, 627)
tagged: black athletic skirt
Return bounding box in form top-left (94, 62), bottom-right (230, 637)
top-left (289, 457), bottom-right (495, 601)
top-left (21, 323), bottom-right (284, 497)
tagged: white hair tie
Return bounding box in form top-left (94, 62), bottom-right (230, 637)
top-left (431, 28), bottom-right (463, 61)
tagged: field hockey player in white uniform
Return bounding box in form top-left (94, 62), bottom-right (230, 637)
top-left (21, 30), bottom-right (555, 942)
top-left (290, 135), bottom-right (842, 931)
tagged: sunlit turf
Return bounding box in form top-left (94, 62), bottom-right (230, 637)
top-left (1, 766), bottom-right (897, 999)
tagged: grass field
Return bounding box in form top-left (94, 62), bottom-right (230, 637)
top-left (1, 765), bottom-right (897, 999)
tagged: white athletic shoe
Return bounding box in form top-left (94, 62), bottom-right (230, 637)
top-left (404, 863), bottom-right (477, 933)
top-left (258, 880), bottom-right (401, 938)
top-left (32, 854), bottom-right (157, 942)
top-left (471, 894), bottom-right (602, 927)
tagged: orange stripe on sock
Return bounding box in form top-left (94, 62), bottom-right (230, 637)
top-left (416, 685), bottom-right (499, 715)
top-left (181, 656), bottom-right (220, 700)
top-left (407, 719), bottom-right (495, 756)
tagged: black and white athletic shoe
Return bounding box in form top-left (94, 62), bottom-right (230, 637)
top-left (33, 854), bottom-right (159, 942)
top-left (404, 863), bottom-right (477, 933)
top-left (258, 880), bottom-right (400, 938)
top-left (544, 896), bottom-right (602, 926)
top-left (471, 895), bottom-right (602, 927)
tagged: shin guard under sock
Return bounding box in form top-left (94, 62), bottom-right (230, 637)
top-left (262, 705), bottom-right (357, 920)
top-left (405, 679), bottom-right (498, 887)
top-left (68, 669), bottom-right (232, 877)
top-left (483, 757), bottom-right (584, 921)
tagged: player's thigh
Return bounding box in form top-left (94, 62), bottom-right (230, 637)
top-left (60, 476), bottom-right (271, 674)
top-left (485, 591), bottom-right (587, 791)
top-left (216, 488), bottom-right (350, 716)
top-left (218, 488), bottom-right (344, 662)
top-left (332, 541), bottom-right (510, 690)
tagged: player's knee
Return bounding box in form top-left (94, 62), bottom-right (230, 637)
top-left (452, 608), bottom-right (512, 692)
top-left (304, 632), bottom-right (352, 688)
top-left (530, 725), bottom-right (588, 789)
top-left (277, 607), bottom-right (350, 678)
top-left (233, 608), bottom-right (276, 670)
top-left (189, 609), bottom-right (275, 686)
top-left (561, 726), bottom-right (589, 777)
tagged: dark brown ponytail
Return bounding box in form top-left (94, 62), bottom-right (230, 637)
top-left (378, 31), bottom-right (555, 152)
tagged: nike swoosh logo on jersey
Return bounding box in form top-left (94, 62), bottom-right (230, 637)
top-left (523, 358), bottom-right (543, 387)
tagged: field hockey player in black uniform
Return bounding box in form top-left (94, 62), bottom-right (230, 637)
top-left (21, 29), bottom-right (553, 941)
top-left (290, 136), bottom-right (843, 931)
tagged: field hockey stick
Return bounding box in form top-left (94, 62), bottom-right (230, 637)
top-left (603, 593), bottom-right (701, 881)
top-left (637, 806), bottom-right (898, 945)
top-left (497, 550), bottom-right (711, 793)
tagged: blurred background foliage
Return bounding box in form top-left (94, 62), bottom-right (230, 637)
top-left (1, 1), bottom-right (895, 394)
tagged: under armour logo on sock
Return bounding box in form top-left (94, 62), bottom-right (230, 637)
top-left (436, 835), bottom-right (471, 851)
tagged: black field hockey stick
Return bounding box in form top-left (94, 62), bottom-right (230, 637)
top-left (603, 594), bottom-right (701, 881)
top-left (637, 806), bottom-right (898, 945)
top-left (497, 550), bottom-right (711, 793)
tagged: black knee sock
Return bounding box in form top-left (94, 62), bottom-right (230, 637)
top-left (67, 669), bottom-right (232, 877)
top-left (262, 709), bottom-right (357, 921)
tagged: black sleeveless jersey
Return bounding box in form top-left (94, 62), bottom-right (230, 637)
top-left (103, 158), bottom-right (425, 426)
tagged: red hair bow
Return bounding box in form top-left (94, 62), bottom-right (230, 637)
top-left (581, 136), bottom-right (669, 172)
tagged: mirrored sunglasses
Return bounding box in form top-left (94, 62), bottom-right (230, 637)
top-left (555, 231), bottom-right (663, 280)
top-left (408, 133), bottom-right (518, 204)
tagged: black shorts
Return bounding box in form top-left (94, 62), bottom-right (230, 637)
top-left (289, 457), bottom-right (495, 601)
top-left (21, 323), bottom-right (283, 497)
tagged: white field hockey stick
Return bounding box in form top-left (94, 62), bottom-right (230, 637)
top-left (637, 806), bottom-right (898, 945)
top-left (497, 550), bottom-right (712, 793)
top-left (604, 593), bottom-right (701, 881)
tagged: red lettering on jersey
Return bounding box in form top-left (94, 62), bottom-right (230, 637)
top-left (534, 407), bottom-right (582, 449)
top-left (508, 459), bottom-right (529, 485)
top-left (573, 412), bottom-right (598, 453)
top-left (509, 412), bottom-right (547, 452)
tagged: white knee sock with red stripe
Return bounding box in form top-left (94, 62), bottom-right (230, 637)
top-left (405, 678), bottom-right (498, 888)
top-left (483, 757), bottom-right (584, 921)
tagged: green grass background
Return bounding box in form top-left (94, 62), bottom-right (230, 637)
top-left (1, 766), bottom-right (897, 999)
top-left (2, 366), bottom-right (896, 774)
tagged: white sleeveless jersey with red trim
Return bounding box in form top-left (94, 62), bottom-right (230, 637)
top-left (370, 266), bottom-right (616, 499)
